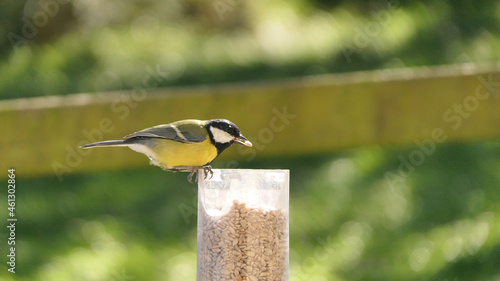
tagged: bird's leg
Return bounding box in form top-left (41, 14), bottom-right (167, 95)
top-left (187, 170), bottom-right (197, 184)
top-left (173, 165), bottom-right (213, 184)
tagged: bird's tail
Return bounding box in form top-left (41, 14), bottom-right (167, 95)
top-left (80, 140), bottom-right (128, 149)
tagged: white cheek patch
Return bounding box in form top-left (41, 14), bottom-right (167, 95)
top-left (210, 127), bottom-right (234, 143)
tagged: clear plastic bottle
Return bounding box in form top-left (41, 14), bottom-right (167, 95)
top-left (198, 169), bottom-right (289, 281)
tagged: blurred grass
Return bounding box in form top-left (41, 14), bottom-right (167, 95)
top-left (1, 0), bottom-right (500, 280)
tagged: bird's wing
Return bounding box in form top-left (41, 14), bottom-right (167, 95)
top-left (124, 120), bottom-right (207, 143)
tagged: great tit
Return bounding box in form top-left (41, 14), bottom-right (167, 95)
top-left (80, 119), bottom-right (252, 183)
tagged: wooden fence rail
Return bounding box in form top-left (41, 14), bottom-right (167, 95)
top-left (1, 63), bottom-right (500, 179)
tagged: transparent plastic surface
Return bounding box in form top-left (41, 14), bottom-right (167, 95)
top-left (197, 169), bottom-right (289, 281)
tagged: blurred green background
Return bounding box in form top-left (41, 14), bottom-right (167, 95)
top-left (1, 0), bottom-right (500, 280)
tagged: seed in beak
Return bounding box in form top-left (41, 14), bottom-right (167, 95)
top-left (235, 136), bottom-right (252, 147)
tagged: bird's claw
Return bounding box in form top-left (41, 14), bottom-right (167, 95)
top-left (186, 166), bottom-right (213, 184)
top-left (203, 166), bottom-right (214, 180)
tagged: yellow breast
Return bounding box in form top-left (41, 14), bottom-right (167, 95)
top-left (151, 138), bottom-right (218, 169)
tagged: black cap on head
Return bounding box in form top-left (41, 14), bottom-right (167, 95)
top-left (206, 119), bottom-right (241, 137)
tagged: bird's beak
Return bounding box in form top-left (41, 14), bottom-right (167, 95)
top-left (235, 135), bottom-right (252, 147)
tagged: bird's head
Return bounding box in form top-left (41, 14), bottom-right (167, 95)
top-left (206, 119), bottom-right (252, 151)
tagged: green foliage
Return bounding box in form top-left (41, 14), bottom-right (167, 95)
top-left (2, 0), bottom-right (500, 99)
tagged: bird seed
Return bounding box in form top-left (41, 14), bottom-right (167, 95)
top-left (198, 200), bottom-right (288, 281)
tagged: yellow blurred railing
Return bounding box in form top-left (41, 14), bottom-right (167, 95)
top-left (1, 63), bottom-right (500, 180)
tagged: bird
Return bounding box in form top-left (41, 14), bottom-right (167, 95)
top-left (80, 119), bottom-right (253, 183)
